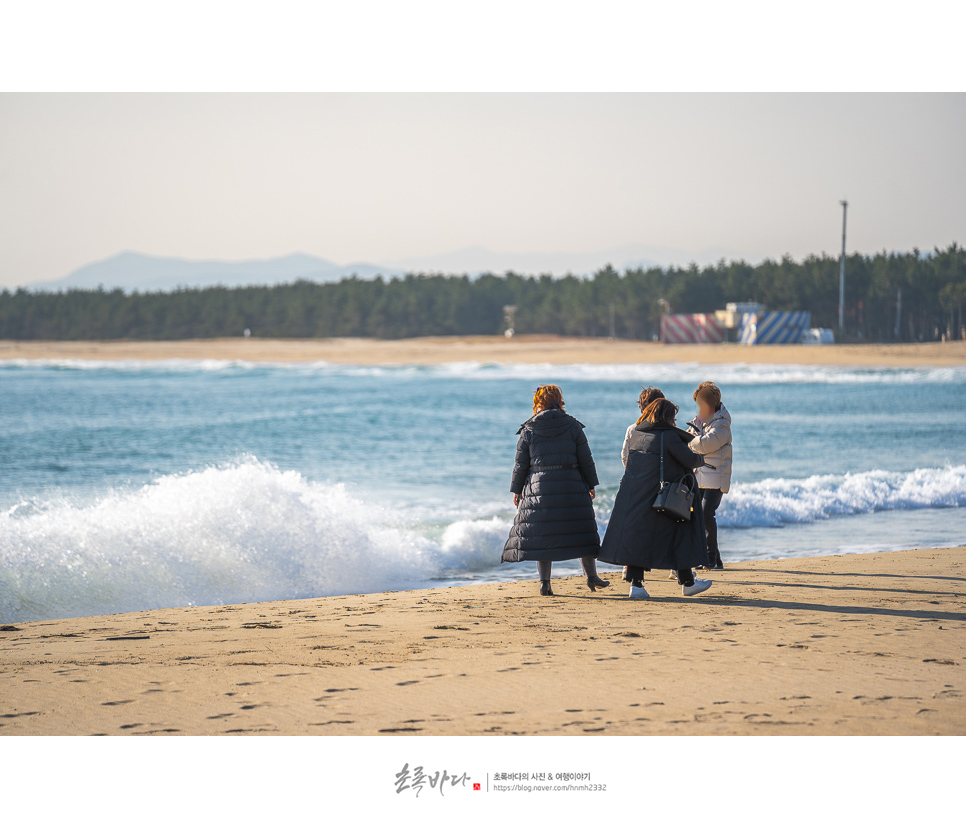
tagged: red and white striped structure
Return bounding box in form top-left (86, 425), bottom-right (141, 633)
top-left (660, 313), bottom-right (725, 344)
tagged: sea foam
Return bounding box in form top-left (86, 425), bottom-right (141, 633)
top-left (719, 465), bottom-right (966, 528)
top-left (0, 458), bottom-right (504, 623)
top-left (3, 357), bottom-right (964, 385)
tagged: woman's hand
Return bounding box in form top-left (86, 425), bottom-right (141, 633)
top-left (513, 493), bottom-right (521, 507)
top-left (589, 489), bottom-right (596, 500)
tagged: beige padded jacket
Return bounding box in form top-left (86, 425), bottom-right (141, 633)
top-left (687, 405), bottom-right (733, 493)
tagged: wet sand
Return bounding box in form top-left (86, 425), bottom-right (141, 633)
top-left (1, 336), bottom-right (965, 366)
top-left (1, 547), bottom-right (963, 736)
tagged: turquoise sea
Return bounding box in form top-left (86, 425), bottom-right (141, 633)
top-left (1, 358), bottom-right (964, 623)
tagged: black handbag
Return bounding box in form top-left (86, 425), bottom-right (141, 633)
top-left (652, 432), bottom-right (697, 523)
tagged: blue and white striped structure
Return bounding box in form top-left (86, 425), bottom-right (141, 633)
top-left (740, 311), bottom-right (812, 345)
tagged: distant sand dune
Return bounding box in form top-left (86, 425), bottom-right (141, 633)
top-left (1, 336), bottom-right (965, 367)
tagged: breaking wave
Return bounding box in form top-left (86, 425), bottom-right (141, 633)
top-left (718, 465), bottom-right (966, 528)
top-left (0, 458), bottom-right (506, 624)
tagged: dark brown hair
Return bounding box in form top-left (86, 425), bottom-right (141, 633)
top-left (638, 386), bottom-right (665, 413)
top-left (639, 397), bottom-right (679, 426)
top-left (693, 381), bottom-right (722, 412)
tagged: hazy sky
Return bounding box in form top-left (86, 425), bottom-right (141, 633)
top-left (1, 92), bottom-right (964, 287)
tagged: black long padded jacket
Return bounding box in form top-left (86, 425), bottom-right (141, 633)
top-left (501, 408), bottom-right (600, 563)
top-left (598, 420), bottom-right (708, 571)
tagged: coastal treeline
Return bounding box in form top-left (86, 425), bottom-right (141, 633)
top-left (2, 244), bottom-right (964, 342)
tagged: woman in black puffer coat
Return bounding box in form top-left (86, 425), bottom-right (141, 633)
top-left (501, 384), bottom-right (609, 596)
top-left (598, 398), bottom-right (713, 599)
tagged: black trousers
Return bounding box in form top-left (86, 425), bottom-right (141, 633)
top-left (700, 487), bottom-right (723, 566)
top-left (625, 565), bottom-right (694, 587)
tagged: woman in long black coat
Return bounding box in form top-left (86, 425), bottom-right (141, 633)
top-left (598, 398), bottom-right (714, 599)
top-left (501, 384), bottom-right (610, 596)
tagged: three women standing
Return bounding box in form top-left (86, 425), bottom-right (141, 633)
top-left (501, 385), bottom-right (610, 595)
top-left (501, 383), bottom-right (718, 600)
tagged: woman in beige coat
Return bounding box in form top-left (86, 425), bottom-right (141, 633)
top-left (687, 381), bottom-right (732, 570)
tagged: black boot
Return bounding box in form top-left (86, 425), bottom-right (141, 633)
top-left (540, 580), bottom-right (553, 596)
top-left (586, 575), bottom-right (610, 591)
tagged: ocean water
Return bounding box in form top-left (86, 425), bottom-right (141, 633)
top-left (1, 358), bottom-right (965, 623)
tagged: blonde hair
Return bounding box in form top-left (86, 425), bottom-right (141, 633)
top-left (533, 384), bottom-right (565, 414)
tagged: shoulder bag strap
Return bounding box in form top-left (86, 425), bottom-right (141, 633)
top-left (659, 431), bottom-right (665, 487)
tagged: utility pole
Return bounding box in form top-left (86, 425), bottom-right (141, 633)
top-left (839, 199), bottom-right (848, 335)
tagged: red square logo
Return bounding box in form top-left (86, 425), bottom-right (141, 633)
top-left (473, 783), bottom-right (481, 791)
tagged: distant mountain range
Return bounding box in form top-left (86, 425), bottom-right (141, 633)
top-left (28, 252), bottom-right (388, 293)
top-left (27, 245), bottom-right (760, 293)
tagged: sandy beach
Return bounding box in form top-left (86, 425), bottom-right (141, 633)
top-left (2, 547), bottom-right (964, 736)
top-left (2, 336), bottom-right (965, 367)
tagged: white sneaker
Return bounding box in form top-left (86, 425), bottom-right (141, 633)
top-left (629, 584), bottom-right (650, 600)
top-left (683, 578), bottom-right (712, 597)
top-left (668, 570), bottom-right (678, 580)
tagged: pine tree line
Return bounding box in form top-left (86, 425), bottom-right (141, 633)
top-left (1, 244), bottom-right (963, 342)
